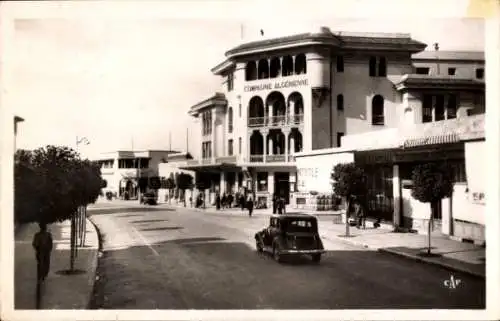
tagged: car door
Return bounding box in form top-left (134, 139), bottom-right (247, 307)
top-left (263, 218), bottom-right (275, 246)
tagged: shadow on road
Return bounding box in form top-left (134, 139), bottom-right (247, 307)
top-left (88, 207), bottom-right (171, 215)
top-left (131, 219), bottom-right (169, 224)
top-left (139, 227), bottom-right (184, 232)
top-left (90, 235), bottom-right (486, 310)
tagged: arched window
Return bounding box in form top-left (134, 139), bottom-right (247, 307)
top-left (257, 59), bottom-right (269, 79)
top-left (270, 57), bottom-right (281, 78)
top-left (245, 61), bottom-right (257, 81)
top-left (294, 54), bottom-right (307, 74)
top-left (378, 57), bottom-right (387, 77)
top-left (228, 107), bottom-right (233, 133)
top-left (337, 94), bottom-right (344, 111)
top-left (372, 95), bottom-right (385, 125)
top-left (369, 57), bottom-right (377, 77)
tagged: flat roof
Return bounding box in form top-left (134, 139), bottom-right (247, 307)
top-left (412, 50), bottom-right (485, 62)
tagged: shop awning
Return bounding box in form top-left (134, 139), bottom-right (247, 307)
top-left (178, 162), bottom-right (241, 173)
top-left (403, 133), bottom-right (460, 148)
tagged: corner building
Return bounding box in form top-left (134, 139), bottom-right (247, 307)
top-left (183, 26), bottom-right (485, 245)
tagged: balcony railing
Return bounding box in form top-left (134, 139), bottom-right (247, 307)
top-left (266, 154), bottom-right (286, 162)
top-left (201, 158), bottom-right (214, 165)
top-left (248, 114), bottom-right (304, 128)
top-left (248, 154), bottom-right (296, 163)
top-left (215, 155), bottom-right (237, 163)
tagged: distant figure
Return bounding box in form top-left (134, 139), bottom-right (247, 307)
top-left (32, 222), bottom-right (53, 282)
top-left (247, 195), bottom-right (254, 217)
top-left (240, 194), bottom-right (246, 211)
top-left (189, 196), bottom-right (193, 208)
top-left (216, 194), bottom-right (221, 210)
top-left (272, 194), bottom-right (277, 214)
top-left (227, 194), bottom-right (233, 208)
top-left (277, 196), bottom-right (285, 214)
top-left (354, 200), bottom-right (366, 229)
top-left (221, 194), bottom-right (227, 209)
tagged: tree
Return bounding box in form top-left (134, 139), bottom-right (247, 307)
top-left (14, 145), bottom-right (102, 272)
top-left (331, 162), bottom-right (368, 237)
top-left (177, 172), bottom-right (194, 207)
top-left (174, 172), bottom-right (180, 201)
top-left (411, 162), bottom-right (453, 255)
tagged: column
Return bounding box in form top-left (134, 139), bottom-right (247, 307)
top-left (284, 129), bottom-right (290, 162)
top-left (212, 108), bottom-right (217, 161)
top-left (220, 171), bottom-right (226, 194)
top-left (268, 171), bottom-right (275, 209)
top-left (268, 103), bottom-right (274, 125)
top-left (289, 101), bottom-right (295, 124)
top-left (262, 129), bottom-right (268, 163)
top-left (252, 171), bottom-right (257, 195)
top-left (392, 164), bottom-right (401, 228)
top-left (235, 173), bottom-right (241, 193)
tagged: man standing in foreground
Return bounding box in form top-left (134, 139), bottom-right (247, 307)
top-left (32, 222), bottom-right (53, 282)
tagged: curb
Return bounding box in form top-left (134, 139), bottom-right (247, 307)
top-left (378, 248), bottom-right (485, 279)
top-left (326, 233), bottom-right (485, 279)
top-left (85, 217), bottom-right (101, 309)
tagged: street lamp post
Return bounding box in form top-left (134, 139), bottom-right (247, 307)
top-left (75, 136), bottom-right (90, 248)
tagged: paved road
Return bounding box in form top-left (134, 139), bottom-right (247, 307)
top-left (88, 205), bottom-right (485, 309)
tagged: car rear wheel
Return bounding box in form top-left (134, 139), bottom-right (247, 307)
top-left (311, 254), bottom-right (321, 263)
top-left (273, 244), bottom-right (283, 263)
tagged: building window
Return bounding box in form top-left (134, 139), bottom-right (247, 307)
top-left (435, 95), bottom-right (445, 121)
top-left (371, 95), bottom-right (385, 125)
top-left (476, 68), bottom-right (484, 79)
top-left (337, 94), bottom-right (344, 111)
top-left (416, 67), bottom-right (430, 75)
top-left (228, 139), bottom-right (233, 156)
top-left (238, 137), bottom-right (242, 154)
top-left (448, 68), bottom-right (456, 76)
top-left (446, 94), bottom-right (457, 119)
top-left (202, 142), bottom-right (212, 158)
top-left (422, 95), bottom-right (433, 123)
top-left (202, 111), bottom-right (213, 136)
top-left (369, 57), bottom-right (377, 77)
top-left (378, 57), bottom-right (387, 77)
top-left (336, 55), bottom-right (344, 72)
top-left (228, 107), bottom-right (233, 133)
top-left (257, 172), bottom-right (268, 192)
top-left (227, 73), bottom-right (234, 91)
top-left (337, 132), bottom-right (344, 147)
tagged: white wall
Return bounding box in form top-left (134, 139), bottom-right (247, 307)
top-left (295, 151), bottom-right (354, 193)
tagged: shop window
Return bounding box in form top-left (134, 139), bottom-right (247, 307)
top-left (416, 67), bottom-right (430, 75)
top-left (227, 73), bottom-right (234, 91)
top-left (448, 68), bottom-right (456, 76)
top-left (257, 172), bottom-right (268, 192)
top-left (371, 95), bottom-right (385, 125)
top-left (336, 55), bottom-right (344, 72)
top-left (476, 68), bottom-right (484, 79)
top-left (337, 94), bottom-right (344, 111)
top-left (422, 94), bottom-right (433, 123)
top-left (378, 57), bottom-right (387, 77)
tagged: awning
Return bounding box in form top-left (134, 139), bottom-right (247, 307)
top-left (403, 133), bottom-right (460, 148)
top-left (178, 162), bottom-right (241, 173)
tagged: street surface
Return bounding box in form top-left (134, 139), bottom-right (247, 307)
top-left (88, 205), bottom-right (485, 309)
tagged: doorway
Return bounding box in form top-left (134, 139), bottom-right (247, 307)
top-left (274, 172), bottom-right (290, 204)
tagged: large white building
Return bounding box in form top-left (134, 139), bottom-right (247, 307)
top-left (180, 26), bottom-right (485, 243)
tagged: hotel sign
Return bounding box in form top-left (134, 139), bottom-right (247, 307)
top-left (244, 79), bottom-right (309, 92)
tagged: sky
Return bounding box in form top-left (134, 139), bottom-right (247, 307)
top-left (4, 0), bottom-right (486, 160)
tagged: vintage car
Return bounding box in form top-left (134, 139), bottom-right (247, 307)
top-left (140, 192), bottom-right (157, 205)
top-left (254, 214), bottom-right (326, 263)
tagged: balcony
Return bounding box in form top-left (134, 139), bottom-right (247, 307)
top-left (215, 155), bottom-right (237, 163)
top-left (248, 114), bottom-right (304, 128)
top-left (249, 154), bottom-right (296, 163)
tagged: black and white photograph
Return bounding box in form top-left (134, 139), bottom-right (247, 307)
top-left (1, 0), bottom-right (499, 320)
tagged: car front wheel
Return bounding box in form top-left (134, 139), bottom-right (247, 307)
top-left (311, 254), bottom-right (321, 263)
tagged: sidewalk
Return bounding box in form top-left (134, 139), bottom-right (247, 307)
top-left (168, 203), bottom-right (486, 279)
top-left (14, 219), bottom-right (99, 309)
top-left (319, 223), bottom-right (486, 279)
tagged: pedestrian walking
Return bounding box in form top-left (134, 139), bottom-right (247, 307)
top-left (277, 196), bottom-right (285, 214)
top-left (228, 194), bottom-right (233, 208)
top-left (247, 195), bottom-right (254, 217)
top-left (32, 222), bottom-right (53, 282)
top-left (272, 194), bottom-right (277, 214)
top-left (240, 194), bottom-right (246, 211)
top-left (221, 193), bottom-right (227, 209)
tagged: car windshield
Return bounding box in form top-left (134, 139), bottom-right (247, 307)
top-left (283, 219), bottom-right (317, 233)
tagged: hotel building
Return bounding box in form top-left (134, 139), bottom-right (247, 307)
top-left (181, 27), bottom-right (485, 243)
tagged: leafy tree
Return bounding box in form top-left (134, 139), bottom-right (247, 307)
top-left (14, 145), bottom-right (102, 272)
top-left (177, 172), bottom-right (194, 207)
top-left (331, 162), bottom-right (368, 237)
top-left (411, 162), bottom-right (454, 255)
top-left (165, 173), bottom-right (176, 204)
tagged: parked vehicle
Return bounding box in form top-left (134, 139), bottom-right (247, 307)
top-left (140, 192), bottom-right (157, 205)
top-left (254, 214), bottom-right (326, 264)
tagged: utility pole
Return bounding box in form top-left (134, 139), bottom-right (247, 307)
top-left (169, 131), bottom-right (172, 151)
